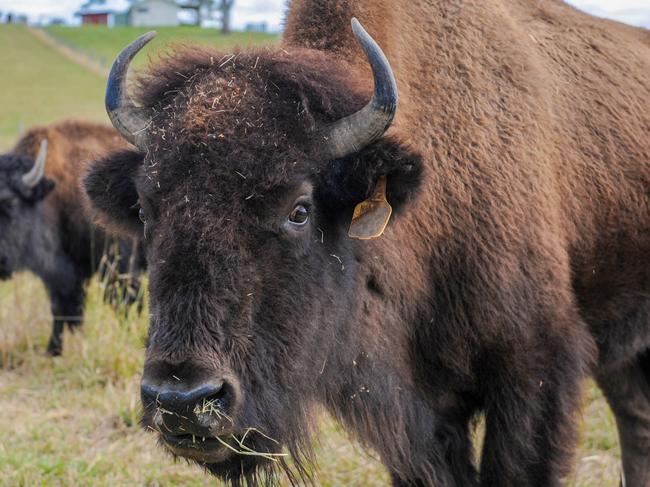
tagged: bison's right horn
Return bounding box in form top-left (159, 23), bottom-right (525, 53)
top-left (22, 139), bottom-right (48, 188)
top-left (106, 31), bottom-right (156, 149)
top-left (320, 18), bottom-right (398, 160)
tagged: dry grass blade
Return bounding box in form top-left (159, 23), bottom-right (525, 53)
top-left (214, 434), bottom-right (288, 463)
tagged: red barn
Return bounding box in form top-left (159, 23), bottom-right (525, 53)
top-left (76, 0), bottom-right (130, 27)
top-left (80, 12), bottom-right (109, 25)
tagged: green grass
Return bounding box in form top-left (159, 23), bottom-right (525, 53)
top-left (46, 25), bottom-right (278, 70)
top-left (0, 25), bottom-right (106, 151)
top-left (0, 23), bottom-right (622, 486)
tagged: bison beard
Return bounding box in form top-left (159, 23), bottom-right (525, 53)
top-left (84, 1), bottom-right (650, 486)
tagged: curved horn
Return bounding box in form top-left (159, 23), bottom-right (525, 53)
top-left (322, 18), bottom-right (398, 159)
top-left (106, 31), bottom-right (156, 148)
top-left (22, 139), bottom-right (48, 188)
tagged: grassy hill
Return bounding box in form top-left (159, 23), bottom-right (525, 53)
top-left (0, 23), bottom-right (621, 486)
top-left (46, 25), bottom-right (278, 70)
top-left (0, 25), bottom-right (106, 151)
top-left (0, 25), bottom-right (278, 152)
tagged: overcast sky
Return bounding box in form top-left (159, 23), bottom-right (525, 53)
top-left (0, 1), bottom-right (648, 31)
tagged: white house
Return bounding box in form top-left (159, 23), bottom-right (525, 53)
top-left (129, 0), bottom-right (179, 27)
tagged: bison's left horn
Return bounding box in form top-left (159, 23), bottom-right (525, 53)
top-left (22, 139), bottom-right (48, 188)
top-left (321, 18), bottom-right (398, 159)
top-left (106, 31), bottom-right (156, 148)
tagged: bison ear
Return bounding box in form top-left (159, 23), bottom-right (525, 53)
top-left (19, 178), bottom-right (55, 203)
top-left (83, 149), bottom-right (143, 236)
top-left (316, 136), bottom-right (423, 221)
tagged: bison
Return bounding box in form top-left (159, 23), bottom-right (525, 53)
top-left (83, 1), bottom-right (650, 485)
top-left (0, 120), bottom-right (143, 355)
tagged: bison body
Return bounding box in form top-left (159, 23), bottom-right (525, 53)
top-left (85, 1), bottom-right (650, 485)
top-left (0, 120), bottom-right (143, 355)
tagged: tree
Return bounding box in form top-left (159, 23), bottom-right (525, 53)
top-left (184, 0), bottom-right (233, 33)
top-left (180, 0), bottom-right (235, 34)
top-left (218, 0), bottom-right (235, 34)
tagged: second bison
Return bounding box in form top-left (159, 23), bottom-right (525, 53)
top-left (0, 120), bottom-right (144, 355)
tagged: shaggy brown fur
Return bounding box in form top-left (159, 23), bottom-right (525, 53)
top-left (14, 120), bottom-right (127, 235)
top-left (1, 120), bottom-right (143, 354)
top-left (84, 1), bottom-right (650, 485)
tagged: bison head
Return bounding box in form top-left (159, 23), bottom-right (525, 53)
top-left (84, 20), bottom-right (422, 484)
top-left (0, 140), bottom-right (53, 280)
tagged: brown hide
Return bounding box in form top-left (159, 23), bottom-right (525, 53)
top-left (286, 0), bottom-right (650, 355)
top-left (284, 0), bottom-right (650, 484)
top-left (13, 120), bottom-right (129, 236)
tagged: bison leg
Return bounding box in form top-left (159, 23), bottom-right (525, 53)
top-left (119, 240), bottom-right (144, 312)
top-left (46, 284), bottom-right (85, 356)
top-left (479, 332), bottom-right (590, 487)
top-left (597, 350), bottom-right (650, 487)
top-left (388, 413), bottom-right (478, 487)
top-left (46, 320), bottom-right (65, 357)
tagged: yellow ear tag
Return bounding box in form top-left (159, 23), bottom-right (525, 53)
top-left (348, 176), bottom-right (393, 240)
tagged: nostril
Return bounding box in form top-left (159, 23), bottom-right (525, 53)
top-left (171, 383), bottom-right (224, 411)
top-left (193, 383), bottom-right (231, 415)
top-left (140, 383), bottom-right (162, 409)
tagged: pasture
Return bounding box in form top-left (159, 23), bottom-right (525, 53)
top-left (0, 24), bottom-right (621, 486)
top-left (45, 25), bottom-right (277, 70)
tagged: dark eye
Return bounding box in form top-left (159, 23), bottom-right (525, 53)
top-left (288, 204), bottom-right (309, 226)
top-left (139, 207), bottom-right (146, 224)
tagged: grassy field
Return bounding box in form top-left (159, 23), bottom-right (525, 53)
top-left (0, 24), bottom-right (622, 486)
top-left (46, 25), bottom-right (277, 70)
top-left (0, 24), bottom-right (106, 150)
top-left (0, 24), bottom-right (277, 151)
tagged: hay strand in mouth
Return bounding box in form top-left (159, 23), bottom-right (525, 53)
top-left (154, 395), bottom-right (287, 463)
top-left (240, 427), bottom-right (280, 446)
top-left (214, 428), bottom-right (288, 463)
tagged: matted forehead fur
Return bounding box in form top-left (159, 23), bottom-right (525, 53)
top-left (135, 46), bottom-right (369, 200)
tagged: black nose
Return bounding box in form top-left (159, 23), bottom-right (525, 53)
top-left (141, 382), bottom-right (225, 411)
top-left (141, 380), bottom-right (233, 436)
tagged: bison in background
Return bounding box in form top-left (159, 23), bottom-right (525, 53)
top-left (84, 0), bottom-right (650, 485)
top-left (0, 120), bottom-right (144, 355)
